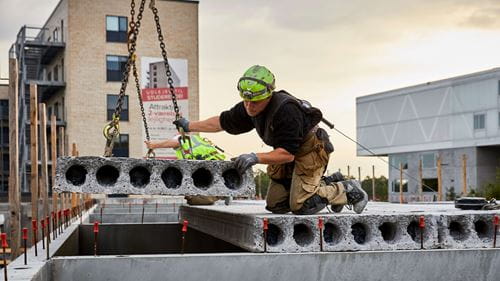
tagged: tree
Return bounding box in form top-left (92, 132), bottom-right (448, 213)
top-left (481, 168), bottom-right (500, 200)
top-left (254, 169), bottom-right (270, 199)
top-left (361, 175), bottom-right (389, 201)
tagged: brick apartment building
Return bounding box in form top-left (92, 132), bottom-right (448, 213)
top-left (7, 0), bottom-right (199, 192)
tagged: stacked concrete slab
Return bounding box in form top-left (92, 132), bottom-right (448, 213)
top-left (54, 156), bottom-right (255, 196)
top-left (180, 202), bottom-right (500, 253)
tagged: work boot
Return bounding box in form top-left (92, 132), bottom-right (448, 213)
top-left (293, 194), bottom-right (328, 215)
top-left (342, 180), bottom-right (368, 214)
top-left (322, 172), bottom-right (345, 213)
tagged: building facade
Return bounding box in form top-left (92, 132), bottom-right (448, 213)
top-left (8, 0), bottom-right (199, 192)
top-left (356, 68), bottom-right (500, 202)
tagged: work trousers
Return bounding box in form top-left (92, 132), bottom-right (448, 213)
top-left (185, 195), bottom-right (219, 205)
top-left (265, 131), bottom-right (347, 214)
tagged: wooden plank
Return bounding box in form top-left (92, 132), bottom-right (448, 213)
top-left (371, 165), bottom-right (375, 201)
top-left (437, 155), bottom-right (442, 201)
top-left (462, 154), bottom-right (467, 196)
top-left (30, 83), bottom-right (39, 223)
top-left (58, 126), bottom-right (66, 211)
top-left (399, 163), bottom-right (403, 204)
top-left (419, 159), bottom-right (423, 201)
top-left (51, 115), bottom-right (58, 220)
top-left (8, 58), bottom-right (21, 258)
top-left (39, 104), bottom-right (50, 250)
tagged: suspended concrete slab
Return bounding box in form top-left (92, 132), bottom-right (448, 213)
top-left (179, 201), bottom-right (500, 253)
top-left (54, 156), bottom-right (255, 196)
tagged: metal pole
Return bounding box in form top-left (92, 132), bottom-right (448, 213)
top-left (371, 165), bottom-right (376, 201)
top-left (462, 154), bottom-right (467, 196)
top-left (399, 163), bottom-right (403, 204)
top-left (437, 155), bottom-right (442, 201)
top-left (419, 159), bottom-right (423, 201)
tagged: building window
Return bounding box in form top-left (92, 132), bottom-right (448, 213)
top-left (391, 155), bottom-right (408, 170)
top-left (473, 114), bottom-right (485, 130)
top-left (106, 55), bottom-right (127, 82)
top-left (113, 134), bottom-right (129, 157)
top-left (392, 179), bottom-right (408, 192)
top-left (106, 16), bottom-right (128, 42)
top-left (0, 100), bottom-right (8, 120)
top-left (107, 95), bottom-right (129, 121)
top-left (54, 65), bottom-right (59, 81)
top-left (422, 178), bottom-right (438, 192)
top-left (53, 28), bottom-right (59, 42)
top-left (421, 153), bottom-right (436, 168)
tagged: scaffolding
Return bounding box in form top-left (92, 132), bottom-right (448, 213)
top-left (8, 25), bottom-right (66, 193)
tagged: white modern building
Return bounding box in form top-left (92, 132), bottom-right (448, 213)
top-left (356, 68), bottom-right (500, 202)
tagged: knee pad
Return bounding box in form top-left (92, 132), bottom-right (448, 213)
top-left (293, 194), bottom-right (328, 215)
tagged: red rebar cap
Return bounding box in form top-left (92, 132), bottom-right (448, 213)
top-left (318, 217), bottom-right (324, 230)
top-left (494, 215), bottom-right (499, 226)
top-left (41, 219), bottom-right (45, 228)
top-left (263, 218), bottom-right (268, 231)
top-left (31, 220), bottom-right (38, 230)
top-left (1, 233), bottom-right (7, 248)
top-left (182, 220), bottom-right (189, 232)
top-left (58, 210), bottom-right (62, 218)
top-left (419, 216), bottom-right (425, 228)
top-left (93, 221), bottom-right (99, 233)
top-left (22, 228), bottom-right (28, 240)
top-left (46, 217), bottom-right (49, 225)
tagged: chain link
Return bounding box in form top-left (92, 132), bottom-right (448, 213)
top-left (103, 0), bottom-right (146, 157)
top-left (149, 1), bottom-right (181, 121)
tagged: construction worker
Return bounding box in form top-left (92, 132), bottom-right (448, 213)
top-left (145, 134), bottom-right (224, 205)
top-left (173, 65), bottom-right (368, 215)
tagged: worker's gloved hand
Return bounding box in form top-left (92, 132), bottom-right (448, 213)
top-left (173, 117), bottom-right (190, 132)
top-left (231, 153), bottom-right (259, 174)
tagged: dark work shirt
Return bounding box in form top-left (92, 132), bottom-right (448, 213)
top-left (219, 98), bottom-right (309, 155)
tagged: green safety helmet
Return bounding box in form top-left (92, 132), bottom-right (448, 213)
top-left (237, 65), bottom-right (276, 101)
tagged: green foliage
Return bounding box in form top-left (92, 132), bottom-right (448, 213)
top-left (361, 175), bottom-right (389, 201)
top-left (445, 187), bottom-right (456, 201)
top-left (254, 169), bottom-right (270, 199)
top-left (481, 168), bottom-right (500, 200)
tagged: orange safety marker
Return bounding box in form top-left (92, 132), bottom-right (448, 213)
top-left (493, 215), bottom-right (499, 248)
top-left (318, 217), bottom-right (324, 252)
top-left (41, 219), bottom-right (46, 249)
top-left (1, 233), bottom-right (8, 281)
top-left (32, 220), bottom-right (38, 256)
top-left (181, 220), bottom-right (189, 254)
top-left (93, 221), bottom-right (99, 256)
top-left (263, 218), bottom-right (268, 253)
top-left (22, 228), bottom-right (28, 265)
top-left (419, 216), bottom-right (425, 249)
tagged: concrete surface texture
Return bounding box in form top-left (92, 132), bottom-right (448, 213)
top-left (88, 213), bottom-right (179, 223)
top-left (48, 249), bottom-right (500, 281)
top-left (54, 156), bottom-right (255, 196)
top-left (180, 201), bottom-right (500, 253)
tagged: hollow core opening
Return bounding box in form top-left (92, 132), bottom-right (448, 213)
top-left (379, 222), bottom-right (398, 242)
top-left (351, 223), bottom-right (368, 244)
top-left (449, 221), bottom-right (467, 241)
top-left (407, 221), bottom-right (423, 243)
top-left (293, 223), bottom-right (314, 246)
top-left (474, 220), bottom-right (491, 239)
top-left (161, 167), bottom-right (183, 189)
top-left (323, 223), bottom-right (342, 245)
top-left (222, 169), bottom-right (242, 190)
top-left (65, 165), bottom-right (87, 186)
top-left (129, 166), bottom-right (151, 188)
top-left (192, 168), bottom-right (213, 189)
top-left (96, 165), bottom-right (120, 186)
top-left (266, 224), bottom-right (283, 246)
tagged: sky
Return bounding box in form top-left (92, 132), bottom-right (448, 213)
top-left (2, 0), bottom-right (500, 178)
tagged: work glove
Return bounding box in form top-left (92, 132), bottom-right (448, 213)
top-left (231, 153), bottom-right (259, 174)
top-left (173, 117), bottom-right (190, 132)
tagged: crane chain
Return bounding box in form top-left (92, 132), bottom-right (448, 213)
top-left (103, 0), bottom-right (146, 157)
top-left (149, 0), bottom-right (181, 122)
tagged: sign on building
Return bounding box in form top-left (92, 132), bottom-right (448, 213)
top-left (141, 57), bottom-right (188, 159)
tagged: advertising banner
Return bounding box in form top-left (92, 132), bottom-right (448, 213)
top-left (141, 57), bottom-right (188, 159)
